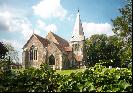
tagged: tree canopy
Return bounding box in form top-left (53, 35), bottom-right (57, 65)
top-left (112, 0), bottom-right (132, 67)
top-left (85, 0), bottom-right (132, 68)
top-left (85, 34), bottom-right (121, 67)
top-left (0, 42), bottom-right (8, 59)
top-left (0, 42), bottom-right (19, 72)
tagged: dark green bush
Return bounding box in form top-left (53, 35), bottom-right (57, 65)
top-left (0, 63), bottom-right (132, 92)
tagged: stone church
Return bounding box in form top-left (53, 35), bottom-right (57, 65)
top-left (22, 10), bottom-right (86, 70)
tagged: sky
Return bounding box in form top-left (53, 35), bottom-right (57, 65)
top-left (0, 0), bottom-right (125, 63)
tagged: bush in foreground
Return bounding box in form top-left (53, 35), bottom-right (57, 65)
top-left (0, 63), bottom-right (132, 92)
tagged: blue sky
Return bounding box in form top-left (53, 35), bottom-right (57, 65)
top-left (0, 0), bottom-right (125, 63)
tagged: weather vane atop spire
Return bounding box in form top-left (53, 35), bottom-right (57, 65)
top-left (78, 8), bottom-right (79, 12)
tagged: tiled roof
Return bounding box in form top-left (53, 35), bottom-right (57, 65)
top-left (46, 31), bottom-right (71, 53)
top-left (47, 42), bottom-right (65, 54)
top-left (23, 34), bottom-right (49, 49)
top-left (54, 42), bottom-right (68, 53)
top-left (23, 35), bottom-right (33, 49)
top-left (46, 31), bottom-right (69, 47)
top-left (34, 34), bottom-right (49, 47)
top-left (23, 32), bottom-right (71, 54)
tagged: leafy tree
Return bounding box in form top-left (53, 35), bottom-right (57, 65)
top-left (112, 0), bottom-right (132, 67)
top-left (0, 42), bottom-right (19, 73)
top-left (86, 0), bottom-right (132, 68)
top-left (4, 43), bottom-right (19, 63)
top-left (0, 42), bottom-right (8, 59)
top-left (85, 34), bottom-right (121, 67)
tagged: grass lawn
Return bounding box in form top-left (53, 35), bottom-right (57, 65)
top-left (12, 68), bottom-right (86, 75)
top-left (55, 69), bottom-right (85, 75)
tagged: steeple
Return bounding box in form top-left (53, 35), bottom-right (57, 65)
top-left (70, 9), bottom-right (84, 42)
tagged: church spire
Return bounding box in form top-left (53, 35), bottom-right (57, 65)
top-left (78, 8), bottom-right (79, 12)
top-left (70, 9), bottom-right (84, 42)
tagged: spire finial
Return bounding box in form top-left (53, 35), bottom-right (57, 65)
top-left (78, 8), bottom-right (79, 13)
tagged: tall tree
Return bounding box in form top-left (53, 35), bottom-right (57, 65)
top-left (0, 42), bottom-right (8, 59)
top-left (0, 42), bottom-right (19, 72)
top-left (85, 34), bottom-right (121, 67)
top-left (112, 0), bottom-right (132, 67)
top-left (4, 43), bottom-right (19, 63)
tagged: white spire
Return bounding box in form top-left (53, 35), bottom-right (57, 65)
top-left (71, 9), bottom-right (84, 42)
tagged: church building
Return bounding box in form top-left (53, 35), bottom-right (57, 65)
top-left (22, 10), bottom-right (86, 70)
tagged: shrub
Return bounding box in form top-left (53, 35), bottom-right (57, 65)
top-left (0, 63), bottom-right (132, 92)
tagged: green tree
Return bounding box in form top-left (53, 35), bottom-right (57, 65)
top-left (0, 42), bottom-right (8, 59)
top-left (85, 34), bottom-right (121, 67)
top-left (4, 43), bottom-right (19, 63)
top-left (112, 0), bottom-right (132, 67)
top-left (0, 42), bottom-right (19, 73)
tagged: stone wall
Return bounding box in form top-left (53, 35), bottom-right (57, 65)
top-left (47, 42), bottom-right (62, 70)
top-left (22, 34), bottom-right (82, 70)
top-left (22, 35), bottom-right (46, 68)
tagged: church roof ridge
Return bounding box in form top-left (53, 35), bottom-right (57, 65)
top-left (34, 34), bottom-right (50, 47)
top-left (23, 34), bottom-right (49, 49)
top-left (34, 33), bottom-right (45, 40)
top-left (46, 31), bottom-right (69, 47)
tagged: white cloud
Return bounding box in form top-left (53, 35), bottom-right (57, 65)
top-left (0, 10), bottom-right (35, 40)
top-left (0, 11), bottom-right (14, 32)
top-left (19, 19), bottom-right (41, 41)
top-left (1, 39), bottom-right (22, 50)
top-left (0, 4), bottom-right (41, 63)
top-left (0, 6), bottom-right (35, 63)
top-left (37, 19), bottom-right (46, 29)
top-left (36, 19), bottom-right (57, 33)
top-left (45, 24), bottom-right (57, 33)
top-left (32, 0), bottom-right (67, 19)
top-left (20, 20), bottom-right (33, 39)
top-left (67, 14), bottom-right (74, 22)
top-left (82, 22), bottom-right (114, 38)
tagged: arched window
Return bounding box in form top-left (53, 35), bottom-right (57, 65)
top-left (29, 45), bottom-right (37, 60)
top-left (49, 55), bottom-right (55, 65)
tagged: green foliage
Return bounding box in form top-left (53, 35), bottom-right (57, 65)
top-left (112, 0), bottom-right (132, 42)
top-left (0, 42), bottom-right (8, 59)
top-left (4, 43), bottom-right (19, 63)
top-left (85, 34), bottom-right (121, 67)
top-left (0, 42), bottom-right (20, 74)
top-left (112, 0), bottom-right (132, 67)
top-left (85, 0), bottom-right (132, 68)
top-left (0, 63), bottom-right (132, 92)
top-left (0, 64), bottom-right (60, 92)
